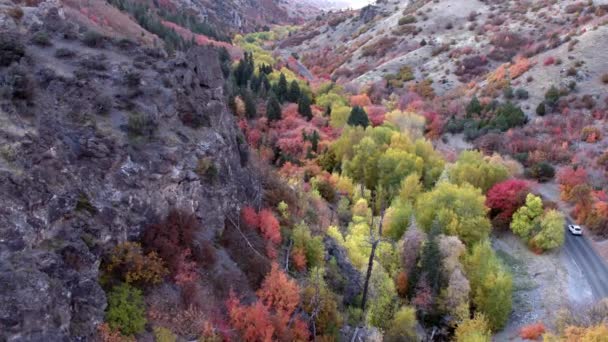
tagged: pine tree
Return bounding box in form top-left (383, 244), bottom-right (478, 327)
top-left (298, 94), bottom-right (312, 120)
top-left (310, 130), bottom-right (320, 152)
top-left (266, 92), bottom-right (282, 121)
top-left (420, 221), bottom-right (442, 295)
top-left (277, 73), bottom-right (288, 103)
top-left (243, 89), bottom-right (257, 119)
top-left (347, 106), bottom-right (369, 128)
top-left (287, 80), bottom-right (301, 103)
top-left (466, 96), bottom-right (482, 117)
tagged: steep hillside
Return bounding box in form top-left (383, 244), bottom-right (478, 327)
top-left (0, 5), bottom-right (260, 340)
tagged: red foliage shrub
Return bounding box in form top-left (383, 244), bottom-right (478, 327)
top-left (486, 180), bottom-right (531, 223)
top-left (142, 209), bottom-right (199, 275)
top-left (258, 209), bottom-right (281, 244)
top-left (257, 263), bottom-right (300, 314)
top-left (174, 249), bottom-right (198, 285)
top-left (557, 166), bottom-right (588, 200)
top-left (241, 206), bottom-right (259, 229)
top-left (544, 57), bottom-right (556, 66)
top-left (519, 322), bottom-right (546, 340)
top-left (227, 294), bottom-right (275, 342)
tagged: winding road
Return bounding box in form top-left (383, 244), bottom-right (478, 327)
top-left (563, 219), bottom-right (608, 300)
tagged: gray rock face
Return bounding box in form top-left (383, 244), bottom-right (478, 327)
top-left (0, 12), bottom-right (257, 341)
top-left (324, 236), bottom-right (362, 306)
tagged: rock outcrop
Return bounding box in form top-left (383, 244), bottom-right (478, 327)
top-left (0, 9), bottom-right (257, 340)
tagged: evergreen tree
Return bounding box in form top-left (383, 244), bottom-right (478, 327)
top-left (250, 73), bottom-right (261, 93)
top-left (310, 130), bottom-right (320, 152)
top-left (243, 89), bottom-right (257, 119)
top-left (466, 96), bottom-right (482, 117)
top-left (234, 52), bottom-right (254, 87)
top-left (324, 105), bottom-right (332, 117)
top-left (266, 92), bottom-right (282, 121)
top-left (277, 73), bottom-right (288, 102)
top-left (347, 106), bottom-right (369, 128)
top-left (287, 80), bottom-right (301, 103)
top-left (420, 221), bottom-right (442, 295)
top-left (298, 93), bottom-right (313, 120)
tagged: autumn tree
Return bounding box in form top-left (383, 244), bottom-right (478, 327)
top-left (557, 166), bottom-right (588, 201)
top-left (301, 269), bottom-right (342, 339)
top-left (384, 306), bottom-right (418, 342)
top-left (464, 241), bottom-right (513, 330)
top-left (105, 242), bottom-right (168, 285)
top-left (449, 150), bottom-right (509, 193)
top-left (454, 313), bottom-right (492, 342)
top-left (510, 194), bottom-right (544, 241)
top-left (486, 179), bottom-right (531, 226)
top-left (415, 181), bottom-right (491, 246)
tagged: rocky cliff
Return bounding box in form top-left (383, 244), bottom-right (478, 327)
top-left (0, 8), bottom-right (258, 340)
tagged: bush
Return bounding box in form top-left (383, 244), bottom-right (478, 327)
top-left (398, 15), bottom-right (416, 25)
top-left (527, 162), bottom-right (555, 182)
top-left (105, 242), bottom-right (168, 285)
top-left (31, 31), bottom-right (51, 46)
top-left (3, 65), bottom-right (33, 101)
top-left (519, 322), bottom-right (546, 340)
top-left (106, 283), bottom-right (147, 336)
top-left (0, 33), bottom-right (25, 67)
top-left (82, 30), bottom-right (105, 48)
top-left (602, 73), bottom-right (608, 84)
top-left (142, 209), bottom-right (200, 275)
top-left (515, 88), bottom-right (529, 99)
top-left (127, 112), bottom-right (157, 137)
top-left (195, 157), bottom-right (218, 181)
top-left (536, 102), bottom-right (546, 116)
top-left (7, 6), bottom-right (23, 20)
top-left (54, 48), bottom-right (76, 59)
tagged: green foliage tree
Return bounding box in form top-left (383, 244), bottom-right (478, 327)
top-left (532, 209), bottom-right (565, 250)
top-left (243, 89), bottom-right (257, 119)
top-left (536, 101), bottom-right (546, 116)
top-left (366, 264), bottom-right (398, 330)
top-left (347, 106), bottom-right (370, 128)
top-left (106, 283), bottom-right (147, 336)
top-left (545, 85), bottom-right (560, 106)
top-left (510, 194), bottom-right (543, 241)
top-left (466, 96), bottom-right (482, 117)
top-left (464, 241), bottom-right (513, 331)
top-left (415, 182), bottom-right (491, 246)
top-left (420, 222), bottom-right (443, 294)
top-left (276, 73), bottom-right (288, 102)
top-left (291, 223), bottom-right (325, 270)
top-left (344, 137), bottom-right (381, 191)
top-left (449, 150), bottom-right (509, 193)
top-left (382, 199), bottom-right (413, 240)
top-left (288, 80), bottom-right (301, 103)
top-left (266, 92), bottom-right (282, 121)
top-left (384, 306), bottom-right (418, 341)
top-left (298, 93), bottom-right (313, 120)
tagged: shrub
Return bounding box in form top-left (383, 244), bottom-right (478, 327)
top-left (398, 15), bottom-right (416, 25)
top-left (142, 209), bottom-right (200, 275)
top-left (105, 242), bottom-right (168, 285)
top-left (519, 322), bottom-right (546, 340)
top-left (54, 48), bottom-right (76, 59)
top-left (106, 283), bottom-right (147, 336)
top-left (127, 112), bottom-right (157, 137)
top-left (602, 73), bottom-right (608, 84)
top-left (82, 30), bottom-right (105, 48)
top-left (526, 162), bottom-right (555, 182)
top-left (31, 31), bottom-right (51, 46)
top-left (536, 102), bottom-right (546, 116)
top-left (544, 85), bottom-right (560, 105)
top-left (195, 157), bottom-right (218, 181)
top-left (581, 126), bottom-right (601, 143)
top-left (0, 33), bottom-right (25, 67)
top-left (316, 178), bottom-right (337, 203)
top-left (4, 65), bottom-right (33, 101)
top-left (515, 88), bottom-right (529, 99)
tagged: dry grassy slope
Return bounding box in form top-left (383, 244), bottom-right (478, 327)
top-left (283, 0), bottom-right (608, 97)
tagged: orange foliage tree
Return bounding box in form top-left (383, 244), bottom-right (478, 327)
top-left (227, 263), bottom-right (309, 341)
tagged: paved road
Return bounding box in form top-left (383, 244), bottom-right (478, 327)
top-left (563, 219), bottom-right (608, 300)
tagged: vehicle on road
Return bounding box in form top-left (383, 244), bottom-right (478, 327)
top-left (568, 224), bottom-right (583, 235)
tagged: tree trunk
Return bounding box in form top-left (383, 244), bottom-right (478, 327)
top-left (360, 240), bottom-right (378, 311)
